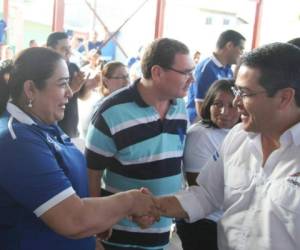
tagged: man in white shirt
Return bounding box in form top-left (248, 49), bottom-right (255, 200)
top-left (137, 42), bottom-right (300, 250)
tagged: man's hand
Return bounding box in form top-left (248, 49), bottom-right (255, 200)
top-left (130, 188), bottom-right (160, 229)
top-left (132, 214), bottom-right (158, 229)
top-left (126, 189), bottom-right (160, 220)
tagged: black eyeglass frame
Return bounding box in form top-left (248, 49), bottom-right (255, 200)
top-left (163, 66), bottom-right (194, 77)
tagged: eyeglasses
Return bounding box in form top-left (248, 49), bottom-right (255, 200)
top-left (164, 67), bottom-right (194, 78)
top-left (109, 75), bottom-right (129, 80)
top-left (231, 86), bottom-right (267, 98)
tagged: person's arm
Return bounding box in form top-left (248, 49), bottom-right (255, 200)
top-left (88, 168), bottom-right (102, 197)
top-left (40, 189), bottom-right (159, 239)
top-left (70, 70), bottom-right (86, 94)
top-left (78, 73), bottom-right (101, 101)
top-left (156, 196), bottom-right (188, 219)
top-left (195, 100), bottom-right (203, 119)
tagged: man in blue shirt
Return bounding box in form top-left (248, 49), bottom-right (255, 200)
top-left (187, 30), bottom-right (245, 124)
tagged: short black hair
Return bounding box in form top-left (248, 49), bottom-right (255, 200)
top-left (240, 42), bottom-right (300, 107)
top-left (288, 37), bottom-right (300, 49)
top-left (46, 32), bottom-right (68, 48)
top-left (216, 30), bottom-right (245, 49)
top-left (201, 79), bottom-right (235, 128)
top-left (141, 38), bottom-right (189, 79)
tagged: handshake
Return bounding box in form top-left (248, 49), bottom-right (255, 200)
top-left (126, 187), bottom-right (165, 229)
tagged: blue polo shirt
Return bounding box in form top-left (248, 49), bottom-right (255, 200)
top-left (0, 103), bottom-right (95, 250)
top-left (85, 79), bottom-right (187, 249)
top-left (186, 55), bottom-right (233, 123)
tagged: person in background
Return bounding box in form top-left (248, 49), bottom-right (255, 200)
top-left (1, 45), bottom-right (14, 62)
top-left (139, 42), bottom-right (300, 250)
top-left (129, 46), bottom-right (145, 82)
top-left (186, 30), bottom-right (245, 124)
top-left (80, 61), bottom-right (129, 140)
top-left (176, 79), bottom-right (240, 250)
top-left (0, 47), bottom-right (159, 250)
top-left (0, 19), bottom-right (7, 60)
top-left (29, 39), bottom-right (38, 48)
top-left (69, 36), bottom-right (86, 67)
top-left (47, 32), bottom-right (99, 138)
top-left (87, 30), bottom-right (104, 52)
top-left (0, 59), bottom-right (13, 114)
top-left (100, 61), bottom-right (129, 96)
top-left (85, 38), bottom-right (194, 250)
top-left (192, 50), bottom-right (201, 65)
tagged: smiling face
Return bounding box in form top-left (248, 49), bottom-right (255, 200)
top-left (233, 65), bottom-right (280, 133)
top-left (210, 90), bottom-right (240, 129)
top-left (158, 53), bottom-right (195, 99)
top-left (29, 59), bottom-right (72, 124)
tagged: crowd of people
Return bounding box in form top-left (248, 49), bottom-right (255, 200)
top-left (1, 28), bottom-right (300, 250)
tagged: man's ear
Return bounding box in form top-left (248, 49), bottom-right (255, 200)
top-left (151, 65), bottom-right (163, 82)
top-left (277, 87), bottom-right (295, 110)
top-left (225, 41), bottom-right (234, 50)
top-left (23, 80), bottom-right (36, 100)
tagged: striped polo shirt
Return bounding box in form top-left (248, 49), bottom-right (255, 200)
top-left (85, 79), bottom-right (187, 249)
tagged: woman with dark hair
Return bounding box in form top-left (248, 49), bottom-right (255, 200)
top-left (0, 47), bottom-right (158, 250)
top-left (176, 79), bottom-right (240, 250)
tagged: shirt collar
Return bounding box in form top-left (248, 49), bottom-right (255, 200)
top-left (211, 53), bottom-right (230, 68)
top-left (247, 121), bottom-right (300, 146)
top-left (283, 122), bottom-right (300, 146)
top-left (6, 102), bottom-right (37, 125)
top-left (131, 78), bottom-right (177, 107)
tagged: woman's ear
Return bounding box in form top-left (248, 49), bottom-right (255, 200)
top-left (23, 80), bottom-right (36, 100)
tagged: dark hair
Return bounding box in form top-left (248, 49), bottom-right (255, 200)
top-left (201, 79), bottom-right (235, 128)
top-left (141, 38), bottom-right (189, 79)
top-left (0, 47), bottom-right (63, 115)
top-left (46, 32), bottom-right (68, 48)
top-left (288, 38), bottom-right (300, 49)
top-left (239, 42), bottom-right (300, 106)
top-left (0, 60), bottom-right (13, 115)
top-left (216, 30), bottom-right (245, 49)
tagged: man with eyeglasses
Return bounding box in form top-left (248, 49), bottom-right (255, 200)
top-left (138, 42), bottom-right (300, 250)
top-left (85, 38), bottom-right (194, 250)
top-left (187, 29), bottom-right (245, 124)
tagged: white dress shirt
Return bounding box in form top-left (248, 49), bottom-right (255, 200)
top-left (176, 123), bottom-right (300, 250)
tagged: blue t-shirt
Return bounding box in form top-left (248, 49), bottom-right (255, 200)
top-left (88, 40), bottom-right (103, 51)
top-left (186, 56), bottom-right (233, 123)
top-left (0, 103), bottom-right (95, 250)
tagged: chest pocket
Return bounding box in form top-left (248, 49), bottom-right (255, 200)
top-left (270, 177), bottom-right (300, 215)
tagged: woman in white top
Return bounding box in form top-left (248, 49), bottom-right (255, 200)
top-left (177, 79), bottom-right (240, 250)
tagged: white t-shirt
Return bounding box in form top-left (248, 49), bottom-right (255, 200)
top-left (183, 122), bottom-right (229, 221)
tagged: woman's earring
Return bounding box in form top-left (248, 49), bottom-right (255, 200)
top-left (28, 99), bottom-right (33, 108)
